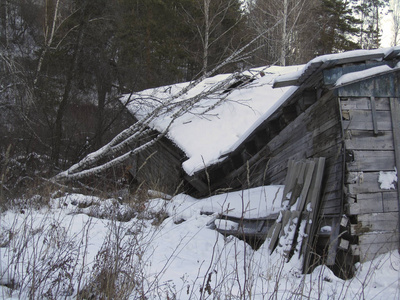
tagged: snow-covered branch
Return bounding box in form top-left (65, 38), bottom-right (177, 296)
top-left (53, 22), bottom-right (280, 182)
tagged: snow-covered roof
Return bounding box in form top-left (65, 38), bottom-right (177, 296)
top-left (121, 65), bottom-right (303, 175)
top-left (334, 61), bottom-right (400, 88)
top-left (121, 46), bottom-right (400, 176)
top-left (273, 46), bottom-right (400, 88)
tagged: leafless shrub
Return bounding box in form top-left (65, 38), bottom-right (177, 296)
top-left (78, 219), bottom-right (147, 299)
top-left (1, 209), bottom-right (91, 299)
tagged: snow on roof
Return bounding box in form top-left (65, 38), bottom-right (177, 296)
top-left (273, 46), bottom-right (400, 87)
top-left (121, 65), bottom-right (302, 175)
top-left (121, 47), bottom-right (400, 176)
top-left (335, 61), bottom-right (400, 87)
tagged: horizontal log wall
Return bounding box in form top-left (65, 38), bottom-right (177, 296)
top-left (341, 96), bottom-right (399, 261)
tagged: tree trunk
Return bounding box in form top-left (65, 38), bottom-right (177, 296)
top-left (52, 22), bottom-right (85, 165)
top-left (280, 0), bottom-right (288, 66)
top-left (95, 82), bottom-right (107, 149)
top-left (34, 0), bottom-right (61, 86)
top-left (1, 0), bottom-right (9, 47)
top-left (202, 0), bottom-right (210, 76)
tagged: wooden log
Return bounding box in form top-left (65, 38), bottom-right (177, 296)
top-left (383, 192), bottom-right (399, 212)
top-left (346, 150), bottom-right (395, 172)
top-left (359, 243), bottom-right (399, 261)
top-left (344, 130), bottom-right (394, 151)
top-left (340, 215), bottom-right (349, 227)
top-left (350, 244), bottom-right (360, 256)
top-left (358, 232), bottom-right (399, 261)
top-left (346, 193), bottom-right (384, 215)
top-left (342, 110), bottom-right (392, 131)
top-left (359, 231), bottom-right (399, 245)
top-left (340, 97), bottom-right (390, 110)
top-left (355, 212), bottom-right (399, 232)
top-left (347, 171), bottom-right (397, 194)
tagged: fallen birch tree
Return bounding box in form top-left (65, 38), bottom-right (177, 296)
top-left (54, 22), bottom-right (282, 182)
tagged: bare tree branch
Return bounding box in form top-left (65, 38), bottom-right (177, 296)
top-left (53, 19), bottom-right (283, 182)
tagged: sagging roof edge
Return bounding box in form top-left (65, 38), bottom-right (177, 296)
top-left (273, 47), bottom-right (400, 89)
top-left (191, 48), bottom-right (400, 177)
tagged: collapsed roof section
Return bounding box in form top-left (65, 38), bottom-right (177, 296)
top-left (121, 65), bottom-right (303, 176)
top-left (221, 46), bottom-right (400, 159)
top-left (121, 46), bottom-right (400, 196)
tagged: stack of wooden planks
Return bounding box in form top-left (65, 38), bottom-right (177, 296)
top-left (212, 158), bottom-right (327, 273)
top-left (266, 158), bottom-right (326, 273)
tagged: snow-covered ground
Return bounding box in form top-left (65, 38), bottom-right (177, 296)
top-left (1, 189), bottom-right (399, 299)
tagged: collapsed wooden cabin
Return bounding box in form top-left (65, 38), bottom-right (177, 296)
top-left (124, 47), bottom-right (400, 276)
top-left (186, 48), bottom-right (400, 274)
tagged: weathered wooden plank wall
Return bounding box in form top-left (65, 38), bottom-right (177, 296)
top-left (252, 91), bottom-right (344, 217)
top-left (341, 92), bottom-right (399, 261)
top-left (132, 135), bottom-right (186, 194)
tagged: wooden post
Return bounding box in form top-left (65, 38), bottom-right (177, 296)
top-left (370, 97), bottom-right (379, 135)
top-left (389, 97), bottom-right (400, 253)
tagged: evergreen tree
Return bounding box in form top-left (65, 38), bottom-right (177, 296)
top-left (314, 0), bottom-right (362, 54)
top-left (355, 0), bottom-right (389, 49)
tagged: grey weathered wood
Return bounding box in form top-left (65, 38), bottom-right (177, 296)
top-left (346, 150), bottom-right (395, 172)
top-left (326, 217), bottom-right (341, 265)
top-left (383, 192), bottom-right (399, 212)
top-left (359, 231), bottom-right (399, 245)
top-left (337, 73), bottom-right (398, 98)
top-left (303, 157), bottom-right (326, 271)
top-left (358, 242), bottom-right (399, 261)
top-left (344, 130), bottom-right (394, 151)
top-left (285, 211), bottom-right (301, 258)
top-left (357, 231), bottom-right (399, 261)
top-left (338, 238), bottom-right (350, 250)
top-left (185, 175), bottom-right (210, 195)
top-left (268, 222), bottom-right (282, 254)
top-left (342, 110), bottom-right (392, 131)
top-left (340, 97), bottom-right (390, 111)
top-left (350, 244), bottom-right (360, 256)
top-left (357, 212), bottom-right (399, 232)
top-left (347, 193), bottom-right (384, 215)
top-left (370, 97), bottom-right (379, 135)
top-left (347, 171), bottom-right (397, 194)
top-left (289, 163), bottom-right (307, 207)
top-left (282, 160), bottom-right (298, 201)
top-left (389, 97), bottom-right (400, 252)
top-left (297, 161), bottom-right (316, 211)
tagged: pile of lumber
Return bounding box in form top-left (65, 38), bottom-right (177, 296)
top-left (267, 158), bottom-right (325, 273)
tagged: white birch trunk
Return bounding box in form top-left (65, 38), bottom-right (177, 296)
top-left (54, 21), bottom-right (284, 182)
top-left (34, 0), bottom-right (61, 85)
top-left (280, 0), bottom-right (288, 66)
